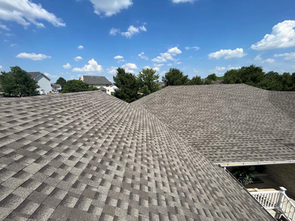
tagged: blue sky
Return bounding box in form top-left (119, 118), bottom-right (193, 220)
top-left (1, 0), bottom-right (295, 82)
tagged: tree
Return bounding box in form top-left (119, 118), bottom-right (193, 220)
top-left (113, 68), bottom-right (139, 102)
top-left (188, 76), bottom-right (203, 85)
top-left (223, 69), bottom-right (242, 84)
top-left (162, 68), bottom-right (189, 86)
top-left (61, 80), bottom-right (98, 93)
top-left (206, 73), bottom-right (217, 82)
top-left (56, 77), bottom-right (67, 88)
top-left (138, 68), bottom-right (160, 96)
top-left (0, 66), bottom-right (39, 96)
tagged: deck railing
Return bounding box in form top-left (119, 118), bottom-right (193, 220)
top-left (250, 187), bottom-right (295, 221)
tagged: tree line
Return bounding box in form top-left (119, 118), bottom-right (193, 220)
top-left (113, 67), bottom-right (218, 102)
top-left (223, 65), bottom-right (295, 91)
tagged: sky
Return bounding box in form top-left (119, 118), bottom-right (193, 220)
top-left (1, 0), bottom-right (295, 82)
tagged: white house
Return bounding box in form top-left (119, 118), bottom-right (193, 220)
top-left (28, 72), bottom-right (51, 95)
top-left (51, 83), bottom-right (62, 93)
top-left (101, 85), bottom-right (118, 95)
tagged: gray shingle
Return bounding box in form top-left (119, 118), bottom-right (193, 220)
top-left (134, 84), bottom-right (295, 164)
top-left (81, 76), bottom-right (111, 86)
top-left (0, 90), bottom-right (273, 220)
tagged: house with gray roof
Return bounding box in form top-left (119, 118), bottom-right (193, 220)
top-left (0, 89), bottom-right (274, 220)
top-left (79, 75), bottom-right (112, 89)
top-left (28, 72), bottom-right (51, 95)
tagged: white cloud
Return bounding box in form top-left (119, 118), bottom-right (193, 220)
top-left (153, 67), bottom-right (160, 72)
top-left (254, 55), bottom-right (262, 61)
top-left (77, 45), bottom-right (84, 49)
top-left (0, 0), bottom-right (65, 28)
top-left (121, 25), bottom-right (147, 38)
top-left (152, 47), bottom-right (182, 63)
top-left (185, 46), bottom-right (200, 51)
top-left (0, 22), bottom-right (9, 30)
top-left (154, 63), bottom-right (164, 67)
top-left (16, 52), bottom-right (51, 60)
top-left (171, 0), bottom-right (195, 3)
top-left (208, 48), bottom-right (246, 59)
top-left (107, 66), bottom-right (118, 75)
top-left (63, 63), bottom-right (71, 69)
top-left (138, 52), bottom-right (148, 60)
top-left (251, 20), bottom-right (295, 50)
top-left (5, 33), bottom-right (13, 36)
top-left (274, 52), bottom-right (295, 60)
top-left (0, 65), bottom-right (2, 69)
top-left (122, 63), bottom-right (137, 73)
top-left (227, 65), bottom-right (241, 70)
top-left (110, 28), bottom-right (120, 36)
top-left (89, 0), bottom-right (132, 17)
top-left (72, 59), bottom-right (103, 73)
top-left (167, 47), bottom-right (182, 55)
top-left (10, 43), bottom-right (17, 47)
top-left (74, 56), bottom-right (83, 61)
top-left (114, 55), bottom-right (124, 59)
top-left (262, 58), bottom-right (275, 63)
top-left (44, 73), bottom-right (57, 78)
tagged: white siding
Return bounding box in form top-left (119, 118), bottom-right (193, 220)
top-left (36, 76), bottom-right (51, 94)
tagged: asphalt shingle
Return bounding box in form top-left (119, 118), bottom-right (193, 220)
top-left (0, 91), bottom-right (273, 220)
top-left (134, 84), bottom-right (295, 164)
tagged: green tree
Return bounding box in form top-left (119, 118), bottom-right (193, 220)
top-left (56, 77), bottom-right (67, 88)
top-left (223, 69), bottom-right (242, 84)
top-left (162, 68), bottom-right (189, 86)
top-left (206, 73), bottom-right (217, 82)
top-left (113, 68), bottom-right (139, 102)
top-left (61, 80), bottom-right (98, 93)
top-left (0, 66), bottom-right (39, 96)
top-left (188, 76), bottom-right (203, 85)
top-left (138, 68), bottom-right (160, 96)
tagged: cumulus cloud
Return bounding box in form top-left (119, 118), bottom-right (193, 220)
top-left (110, 28), bottom-right (120, 36)
top-left (16, 52), bottom-right (51, 60)
top-left (114, 55), bottom-right (124, 59)
top-left (77, 45), bottom-right (84, 49)
top-left (274, 52), bottom-right (295, 60)
top-left (72, 59), bottom-right (103, 73)
top-left (0, 0), bottom-right (65, 28)
top-left (121, 25), bottom-right (147, 38)
top-left (74, 56), bottom-right (83, 61)
top-left (167, 47), bottom-right (182, 55)
top-left (138, 52), bottom-right (148, 60)
top-left (107, 66), bottom-right (118, 75)
top-left (89, 0), bottom-right (132, 17)
top-left (0, 22), bottom-right (9, 30)
top-left (122, 63), bottom-right (137, 73)
top-left (262, 58), bottom-right (275, 63)
top-left (251, 20), bottom-right (295, 50)
top-left (208, 48), bottom-right (246, 59)
top-left (152, 47), bottom-right (182, 63)
top-left (63, 63), bottom-right (71, 69)
top-left (0, 65), bottom-right (2, 69)
top-left (171, 0), bottom-right (195, 3)
top-left (185, 46), bottom-right (200, 51)
top-left (254, 55), bottom-right (262, 61)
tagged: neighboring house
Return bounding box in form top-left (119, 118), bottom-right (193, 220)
top-left (101, 85), bottom-right (118, 95)
top-left (51, 83), bottom-right (62, 93)
top-left (0, 90), bottom-right (274, 221)
top-left (79, 75), bottom-right (112, 89)
top-left (28, 72), bottom-right (51, 95)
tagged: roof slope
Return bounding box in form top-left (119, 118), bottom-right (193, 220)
top-left (133, 84), bottom-right (295, 164)
top-left (28, 72), bottom-right (50, 81)
top-left (81, 76), bottom-right (111, 85)
top-left (0, 91), bottom-right (272, 220)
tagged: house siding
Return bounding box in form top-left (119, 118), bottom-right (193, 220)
top-left (265, 164), bottom-right (295, 198)
top-left (36, 75), bottom-right (51, 94)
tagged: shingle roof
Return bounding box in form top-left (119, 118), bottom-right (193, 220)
top-left (133, 84), bottom-right (295, 164)
top-left (0, 91), bottom-right (273, 220)
top-left (81, 76), bottom-right (112, 86)
top-left (28, 72), bottom-right (51, 81)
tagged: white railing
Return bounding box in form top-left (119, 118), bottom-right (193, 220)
top-left (250, 187), bottom-right (295, 221)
